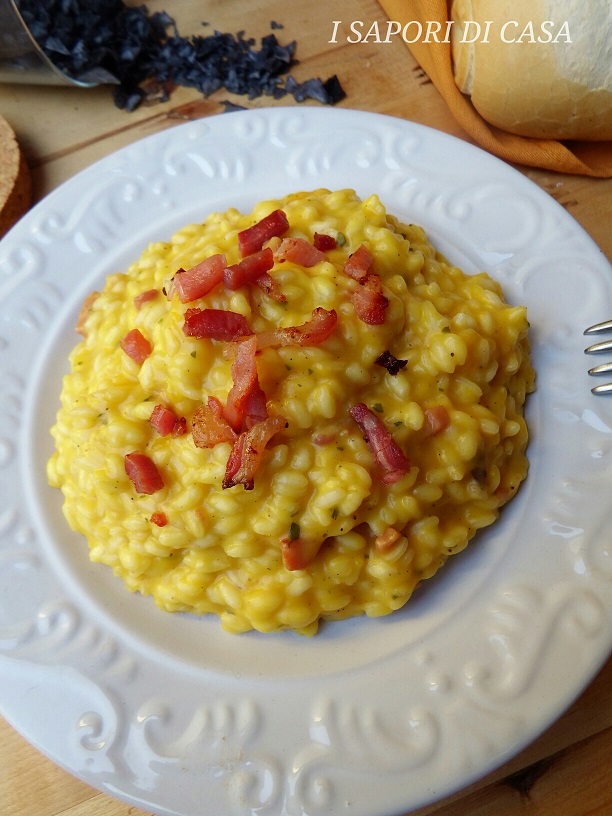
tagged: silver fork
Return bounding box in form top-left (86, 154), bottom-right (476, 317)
top-left (585, 320), bottom-right (612, 393)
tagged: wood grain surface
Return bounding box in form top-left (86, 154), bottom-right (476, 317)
top-left (1, 1), bottom-right (611, 815)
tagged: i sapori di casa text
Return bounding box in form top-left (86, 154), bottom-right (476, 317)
top-left (329, 18), bottom-right (573, 44)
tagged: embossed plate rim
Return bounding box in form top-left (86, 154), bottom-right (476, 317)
top-left (0, 107), bottom-right (611, 816)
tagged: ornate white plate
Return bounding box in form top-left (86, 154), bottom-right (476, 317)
top-left (0, 107), bottom-right (611, 816)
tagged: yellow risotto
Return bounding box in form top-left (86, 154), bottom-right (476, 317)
top-left (47, 189), bottom-right (534, 635)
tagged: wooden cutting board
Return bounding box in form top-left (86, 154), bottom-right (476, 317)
top-left (0, 115), bottom-right (32, 237)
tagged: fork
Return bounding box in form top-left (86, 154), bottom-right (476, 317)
top-left (585, 319), bottom-right (612, 393)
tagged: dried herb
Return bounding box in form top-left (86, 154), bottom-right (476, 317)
top-left (16, 1), bottom-right (345, 111)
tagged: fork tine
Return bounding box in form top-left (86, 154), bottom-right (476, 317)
top-left (589, 361), bottom-right (612, 375)
top-left (585, 319), bottom-right (612, 335)
top-left (585, 321), bottom-right (612, 393)
top-left (591, 382), bottom-right (612, 395)
top-left (585, 338), bottom-right (612, 354)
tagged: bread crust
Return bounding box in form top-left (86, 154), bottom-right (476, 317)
top-left (0, 116), bottom-right (32, 238)
top-left (451, 0), bottom-right (612, 140)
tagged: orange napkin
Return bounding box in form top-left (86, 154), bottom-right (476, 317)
top-left (377, 0), bottom-right (612, 178)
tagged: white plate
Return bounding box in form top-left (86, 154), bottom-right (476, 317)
top-left (1, 107), bottom-right (611, 816)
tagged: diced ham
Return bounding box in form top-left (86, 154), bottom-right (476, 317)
top-left (273, 236), bottom-right (327, 268)
top-left (238, 209), bottom-right (289, 257)
top-left (150, 404), bottom-right (178, 436)
top-left (349, 403), bottom-right (411, 485)
top-left (255, 307), bottom-right (337, 349)
top-left (343, 244), bottom-right (374, 283)
top-left (352, 274), bottom-right (389, 325)
top-left (121, 328), bottom-right (152, 364)
top-left (374, 527), bottom-right (402, 552)
top-left (76, 291), bottom-right (100, 336)
top-left (280, 536), bottom-right (323, 570)
top-left (172, 416), bottom-right (187, 437)
top-left (313, 232), bottom-right (337, 251)
top-left (223, 336), bottom-right (267, 431)
top-left (223, 248), bottom-right (274, 290)
top-left (183, 308), bottom-right (253, 342)
top-left (222, 414), bottom-right (287, 489)
top-left (424, 405), bottom-right (451, 436)
top-left (134, 288), bottom-right (159, 309)
top-left (341, 244), bottom-right (388, 324)
top-left (172, 254), bottom-right (226, 302)
top-left (192, 396), bottom-right (237, 448)
top-left (255, 272), bottom-right (287, 302)
top-left (124, 452), bottom-right (164, 494)
top-left (223, 433), bottom-right (250, 488)
top-left (241, 380), bottom-right (268, 429)
top-left (150, 404), bottom-right (185, 437)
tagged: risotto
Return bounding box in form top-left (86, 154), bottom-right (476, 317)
top-left (47, 189), bottom-right (535, 635)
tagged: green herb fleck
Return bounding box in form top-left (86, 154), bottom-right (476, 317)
top-left (372, 402), bottom-right (384, 413)
top-left (289, 522), bottom-right (300, 541)
top-left (336, 232), bottom-right (347, 246)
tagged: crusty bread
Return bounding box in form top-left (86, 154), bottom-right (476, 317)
top-left (450, 0), bottom-right (612, 140)
top-left (0, 116), bottom-right (32, 238)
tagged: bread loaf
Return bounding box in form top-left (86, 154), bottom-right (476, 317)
top-left (450, 0), bottom-right (612, 140)
top-left (0, 116), bottom-right (32, 238)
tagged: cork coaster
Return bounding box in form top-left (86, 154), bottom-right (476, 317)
top-left (0, 115), bottom-right (32, 238)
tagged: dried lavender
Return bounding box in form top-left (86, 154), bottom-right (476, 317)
top-left (15, 0), bottom-right (345, 111)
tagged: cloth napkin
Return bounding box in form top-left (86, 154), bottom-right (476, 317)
top-left (377, 0), bottom-right (612, 178)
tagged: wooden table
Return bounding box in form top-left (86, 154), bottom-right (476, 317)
top-left (1, 2), bottom-right (611, 814)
